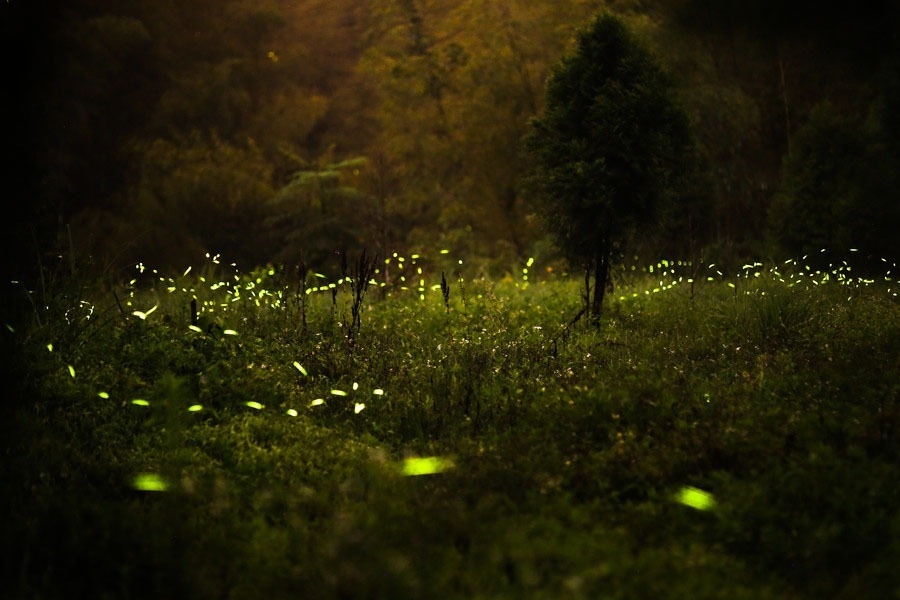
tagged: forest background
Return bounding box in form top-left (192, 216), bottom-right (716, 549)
top-left (3, 0), bottom-right (899, 284)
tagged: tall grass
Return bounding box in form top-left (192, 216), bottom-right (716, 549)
top-left (2, 249), bottom-right (898, 599)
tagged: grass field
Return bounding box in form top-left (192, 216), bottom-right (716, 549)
top-left (2, 251), bottom-right (898, 599)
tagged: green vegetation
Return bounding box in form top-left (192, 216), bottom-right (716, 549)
top-left (6, 4), bottom-right (898, 596)
top-left (3, 250), bottom-right (898, 598)
top-left (7, 1), bottom-right (899, 283)
top-left (524, 13), bottom-right (694, 324)
top-left (768, 101), bottom-right (900, 264)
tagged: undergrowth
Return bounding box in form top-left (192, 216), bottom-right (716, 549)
top-left (2, 251), bottom-right (898, 599)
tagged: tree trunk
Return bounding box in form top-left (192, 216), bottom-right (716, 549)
top-left (777, 51), bottom-right (792, 158)
top-left (590, 243), bottom-right (609, 327)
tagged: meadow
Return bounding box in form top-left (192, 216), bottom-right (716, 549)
top-left (2, 250), bottom-right (899, 599)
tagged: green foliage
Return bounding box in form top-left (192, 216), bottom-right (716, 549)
top-left (267, 156), bottom-right (373, 266)
top-left (524, 13), bottom-right (694, 321)
top-left (14, 0), bottom-right (900, 284)
top-left (3, 250), bottom-right (899, 598)
top-left (768, 101), bottom-right (900, 265)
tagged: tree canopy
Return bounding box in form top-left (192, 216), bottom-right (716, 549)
top-left (5, 0), bottom-right (898, 284)
top-left (524, 13), bottom-right (693, 323)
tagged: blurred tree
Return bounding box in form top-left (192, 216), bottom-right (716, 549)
top-left (251, 0), bottom-right (372, 176)
top-left (70, 132), bottom-right (276, 273)
top-left (52, 0), bottom-right (367, 272)
top-left (266, 151), bottom-right (370, 268)
top-left (356, 0), bottom-right (461, 254)
top-left (435, 0), bottom-right (579, 264)
top-left (358, 0), bottom-right (596, 266)
top-left (768, 101), bottom-right (900, 266)
top-left (18, 0), bottom-right (897, 278)
top-left (144, 0), bottom-right (286, 142)
top-left (14, 3), bottom-right (158, 280)
top-left (665, 0), bottom-right (900, 260)
top-left (524, 14), bottom-right (693, 324)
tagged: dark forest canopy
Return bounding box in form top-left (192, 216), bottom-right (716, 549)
top-left (3, 0), bottom-right (899, 284)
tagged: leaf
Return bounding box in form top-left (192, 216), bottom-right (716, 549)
top-left (330, 156), bottom-right (368, 170)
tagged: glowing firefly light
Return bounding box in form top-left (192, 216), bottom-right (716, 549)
top-left (674, 486), bottom-right (716, 511)
top-left (402, 456), bottom-right (454, 476)
top-left (133, 473), bottom-right (168, 492)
